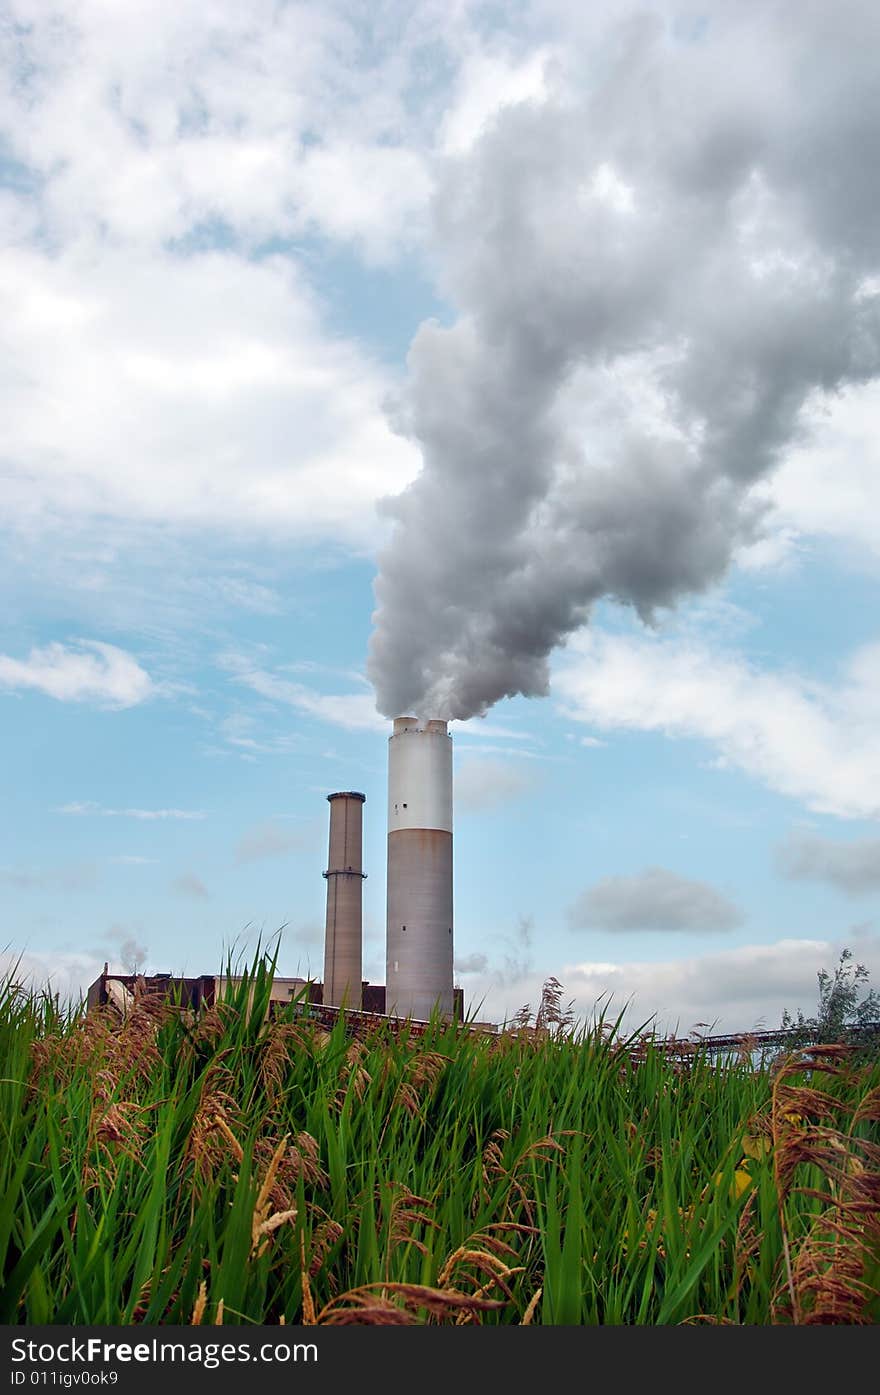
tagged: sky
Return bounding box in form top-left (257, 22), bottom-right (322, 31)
top-left (3, 0), bottom-right (880, 1035)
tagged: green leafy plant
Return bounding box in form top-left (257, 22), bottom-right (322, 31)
top-left (3, 953), bottom-right (878, 1324)
top-left (781, 948), bottom-right (880, 1058)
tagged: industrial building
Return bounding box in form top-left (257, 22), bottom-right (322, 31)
top-left (88, 716), bottom-right (466, 1026)
top-left (86, 968), bottom-right (463, 1023)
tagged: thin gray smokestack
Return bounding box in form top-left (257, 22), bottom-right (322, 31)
top-left (322, 792), bottom-right (366, 1009)
top-left (368, 4), bottom-right (880, 721)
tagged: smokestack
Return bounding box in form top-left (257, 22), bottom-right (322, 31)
top-left (386, 717), bottom-right (453, 1020)
top-left (322, 791), bottom-right (366, 1009)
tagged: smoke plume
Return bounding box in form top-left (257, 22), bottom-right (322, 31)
top-left (368, 3), bottom-right (880, 720)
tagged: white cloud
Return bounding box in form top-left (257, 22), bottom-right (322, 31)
top-left (0, 247), bottom-right (417, 545)
top-left (220, 655), bottom-right (385, 732)
top-left (440, 46), bottom-right (552, 154)
top-left (0, 949), bottom-right (104, 1002)
top-left (0, 4), bottom-right (458, 562)
top-left (554, 631), bottom-right (880, 820)
top-left (777, 832), bottom-right (880, 896)
top-left (569, 866), bottom-right (744, 933)
top-left (558, 939), bottom-right (858, 1036)
top-left (216, 713), bottom-right (305, 758)
top-left (0, 1), bottom-right (435, 258)
top-left (2, 0), bottom-right (879, 587)
top-left (457, 935), bottom-right (880, 1036)
top-left (0, 640), bottom-right (154, 708)
top-left (294, 143), bottom-right (432, 260)
top-left (760, 381), bottom-right (880, 564)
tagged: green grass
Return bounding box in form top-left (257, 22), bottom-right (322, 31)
top-left (2, 955), bottom-right (878, 1325)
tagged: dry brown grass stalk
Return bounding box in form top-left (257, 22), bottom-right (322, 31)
top-left (385, 1183), bottom-right (440, 1258)
top-left (438, 1246), bottom-right (525, 1323)
top-left (314, 1282), bottom-right (507, 1325)
top-left (252, 1130), bottom-right (325, 1209)
top-left (190, 1281), bottom-right (207, 1326)
top-left (306, 1217), bottom-right (344, 1277)
top-left (768, 1046), bottom-right (880, 1324)
top-left (259, 1022), bottom-right (310, 1104)
top-left (31, 1003), bottom-right (166, 1107)
top-left (480, 1129), bottom-right (565, 1225)
top-left (186, 1062), bottom-right (243, 1182)
top-left (90, 1098), bottom-right (155, 1166)
top-left (211, 1112), bottom-right (244, 1165)
top-left (333, 1040), bottom-right (372, 1111)
top-left (521, 1288), bottom-right (542, 1324)
top-left (287, 1131), bottom-right (327, 1187)
top-left (300, 1236), bottom-right (317, 1325)
top-left (251, 1134), bottom-right (298, 1257)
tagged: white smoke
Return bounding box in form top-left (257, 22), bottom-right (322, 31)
top-left (368, 2), bottom-right (880, 719)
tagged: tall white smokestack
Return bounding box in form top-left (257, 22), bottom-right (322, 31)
top-left (323, 791), bottom-right (366, 1009)
top-left (386, 717), bottom-right (453, 1020)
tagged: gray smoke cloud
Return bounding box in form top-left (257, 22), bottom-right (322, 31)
top-left (368, 2), bottom-right (880, 719)
top-left (104, 925), bottom-right (149, 974)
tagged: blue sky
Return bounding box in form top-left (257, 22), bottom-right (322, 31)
top-left (3, 0), bottom-right (880, 1034)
